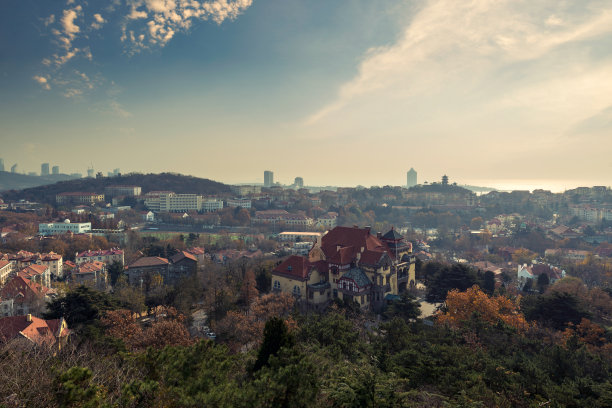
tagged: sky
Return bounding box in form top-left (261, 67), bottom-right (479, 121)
top-left (1, 0), bottom-right (611, 191)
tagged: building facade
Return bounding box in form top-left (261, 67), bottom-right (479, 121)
top-left (76, 248), bottom-right (124, 266)
top-left (56, 192), bottom-right (105, 205)
top-left (39, 221), bottom-right (91, 236)
top-left (264, 170), bottom-right (274, 187)
top-left (407, 168), bottom-right (417, 188)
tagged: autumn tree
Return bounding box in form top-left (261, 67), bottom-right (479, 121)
top-left (436, 285), bottom-right (530, 333)
top-left (240, 269), bottom-right (259, 310)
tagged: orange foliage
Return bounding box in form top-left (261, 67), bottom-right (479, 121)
top-left (216, 293), bottom-right (295, 352)
top-left (436, 285), bottom-right (530, 333)
top-left (562, 318), bottom-right (607, 349)
top-left (102, 307), bottom-right (193, 350)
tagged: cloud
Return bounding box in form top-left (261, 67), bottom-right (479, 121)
top-left (305, 0), bottom-right (612, 128)
top-left (33, 75), bottom-right (51, 90)
top-left (121, 0), bottom-right (253, 52)
top-left (91, 13), bottom-right (106, 29)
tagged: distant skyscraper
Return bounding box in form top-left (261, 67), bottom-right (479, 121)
top-left (113, 168), bottom-right (120, 176)
top-left (294, 177), bottom-right (304, 188)
top-left (264, 170), bottom-right (274, 187)
top-left (41, 163), bottom-right (50, 176)
top-left (0, 158), bottom-right (4, 172)
top-left (87, 168), bottom-right (94, 178)
top-left (52, 165), bottom-right (59, 175)
top-left (10, 164), bottom-right (17, 173)
top-left (406, 168), bottom-right (417, 188)
top-left (442, 175), bottom-right (449, 186)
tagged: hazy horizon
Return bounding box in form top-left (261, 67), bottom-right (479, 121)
top-left (1, 0), bottom-right (611, 189)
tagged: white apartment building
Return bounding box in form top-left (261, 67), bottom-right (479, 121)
top-left (144, 192), bottom-right (204, 212)
top-left (202, 199), bottom-right (224, 212)
top-left (39, 220), bottom-right (92, 236)
top-left (226, 198), bottom-right (252, 209)
top-left (104, 185), bottom-right (142, 197)
top-left (76, 248), bottom-right (125, 266)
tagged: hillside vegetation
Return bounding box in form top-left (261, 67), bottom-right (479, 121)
top-left (0, 172), bottom-right (232, 204)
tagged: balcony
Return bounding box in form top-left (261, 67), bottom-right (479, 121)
top-left (308, 281), bottom-right (330, 291)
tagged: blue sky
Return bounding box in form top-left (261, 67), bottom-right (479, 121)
top-left (1, 0), bottom-right (611, 190)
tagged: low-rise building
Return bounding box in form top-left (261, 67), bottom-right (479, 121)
top-left (76, 248), bottom-right (124, 266)
top-left (39, 220), bottom-right (91, 236)
top-left (0, 275), bottom-right (55, 316)
top-left (277, 232), bottom-right (323, 242)
top-left (0, 314), bottom-right (70, 348)
top-left (201, 199), bottom-right (224, 212)
top-left (56, 192), bottom-right (105, 205)
top-left (104, 185), bottom-right (142, 197)
top-left (0, 260), bottom-right (14, 285)
top-left (72, 261), bottom-right (107, 289)
top-left (226, 198), bottom-right (252, 209)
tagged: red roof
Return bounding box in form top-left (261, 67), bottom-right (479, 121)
top-left (75, 261), bottom-right (105, 274)
top-left (128, 257), bottom-right (169, 268)
top-left (0, 260), bottom-right (10, 269)
top-left (1, 275), bottom-right (53, 303)
top-left (273, 255), bottom-right (313, 280)
top-left (76, 248), bottom-right (124, 258)
top-left (321, 226), bottom-right (390, 265)
top-left (18, 264), bottom-right (48, 279)
top-left (170, 251), bottom-right (197, 263)
top-left (0, 315), bottom-right (69, 345)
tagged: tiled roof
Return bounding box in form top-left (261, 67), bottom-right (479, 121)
top-left (18, 264), bottom-right (48, 279)
top-left (76, 248), bottom-right (124, 258)
top-left (273, 255), bottom-right (312, 280)
top-left (0, 315), bottom-right (68, 345)
top-left (0, 275), bottom-right (52, 303)
top-left (75, 261), bottom-right (105, 274)
top-left (128, 257), bottom-right (169, 268)
top-left (382, 227), bottom-right (403, 241)
top-left (170, 251), bottom-right (197, 263)
top-left (340, 268), bottom-right (372, 288)
top-left (0, 260), bottom-right (10, 269)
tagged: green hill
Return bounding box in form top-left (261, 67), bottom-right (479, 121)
top-left (0, 172), bottom-right (232, 204)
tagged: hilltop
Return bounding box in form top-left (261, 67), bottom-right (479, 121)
top-left (0, 172), bottom-right (232, 204)
top-left (0, 171), bottom-right (81, 192)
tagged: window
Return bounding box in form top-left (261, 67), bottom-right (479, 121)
top-left (273, 280), bottom-right (281, 290)
top-left (293, 285), bottom-right (301, 296)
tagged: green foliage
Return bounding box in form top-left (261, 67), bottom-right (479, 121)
top-left (426, 263), bottom-right (480, 302)
top-left (107, 260), bottom-right (124, 287)
top-left (44, 286), bottom-right (118, 328)
top-left (383, 292), bottom-right (421, 322)
top-left (54, 366), bottom-right (107, 408)
top-left (524, 292), bottom-right (592, 330)
top-left (254, 317), bottom-right (294, 372)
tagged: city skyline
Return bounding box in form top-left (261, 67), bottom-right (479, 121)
top-left (1, 1), bottom-right (611, 189)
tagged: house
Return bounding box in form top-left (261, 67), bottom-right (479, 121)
top-left (272, 256), bottom-right (330, 310)
top-left (517, 263), bottom-right (565, 289)
top-left (7, 251), bottom-right (63, 279)
top-left (142, 211), bottom-right (155, 222)
top-left (0, 275), bottom-right (55, 316)
top-left (272, 226), bottom-right (416, 312)
top-left (71, 261), bottom-right (107, 289)
top-left (76, 248), bottom-right (124, 266)
top-left (18, 264), bottom-right (51, 288)
top-left (0, 314), bottom-right (70, 348)
top-left (0, 260), bottom-right (14, 285)
top-left (126, 252), bottom-right (198, 287)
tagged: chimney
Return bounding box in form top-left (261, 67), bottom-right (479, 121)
top-left (377, 232), bottom-right (382, 239)
top-left (26, 314), bottom-right (32, 322)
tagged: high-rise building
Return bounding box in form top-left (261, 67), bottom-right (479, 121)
top-left (294, 177), bottom-right (304, 188)
top-left (0, 158), bottom-right (4, 172)
top-left (10, 164), bottom-right (17, 173)
top-left (264, 170), bottom-right (274, 187)
top-left (41, 163), bottom-right (50, 176)
top-left (406, 168), bottom-right (417, 188)
top-left (87, 168), bottom-right (94, 178)
top-left (52, 166), bottom-right (59, 175)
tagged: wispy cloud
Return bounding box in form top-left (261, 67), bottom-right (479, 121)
top-left (305, 0), bottom-right (612, 126)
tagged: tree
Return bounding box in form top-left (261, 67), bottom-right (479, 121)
top-left (253, 317), bottom-right (294, 372)
top-left (107, 261), bottom-right (124, 287)
top-left (383, 292), bottom-right (421, 322)
top-left (426, 264), bottom-right (480, 302)
top-left (537, 273), bottom-right (550, 294)
top-left (512, 248), bottom-right (537, 265)
top-left (44, 286), bottom-right (118, 328)
top-left (436, 286), bottom-right (530, 333)
top-left (525, 292), bottom-right (591, 330)
top-left (241, 269), bottom-right (259, 309)
top-left (483, 271), bottom-right (496, 295)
